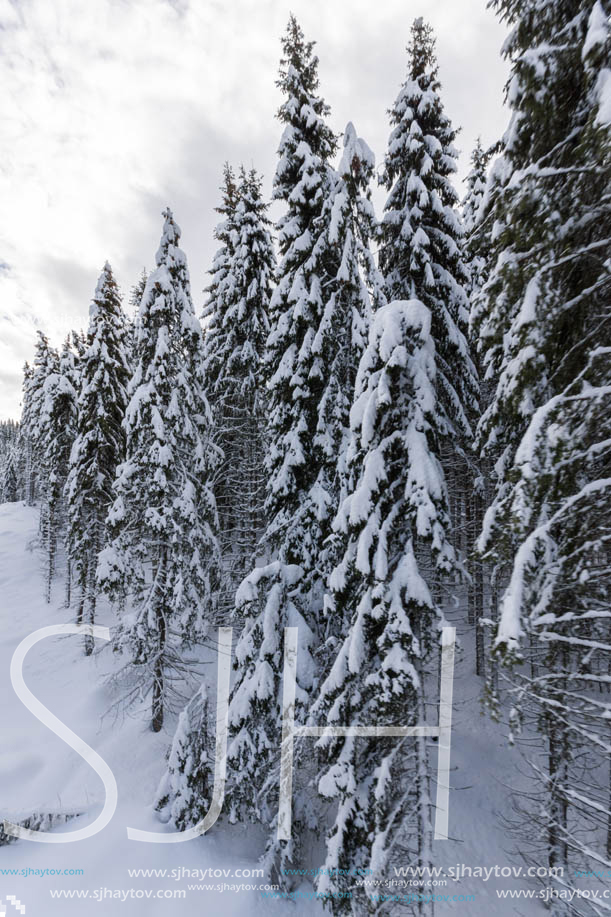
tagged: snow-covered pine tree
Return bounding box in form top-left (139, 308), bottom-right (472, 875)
top-left (379, 18), bottom-right (478, 565)
top-left (34, 344), bottom-right (61, 596)
top-left (97, 210), bottom-right (221, 732)
top-left (475, 0), bottom-right (611, 882)
top-left (1, 452), bottom-right (18, 504)
top-left (18, 363), bottom-right (34, 504)
top-left (461, 138), bottom-right (498, 677)
top-left (202, 163), bottom-right (239, 339)
top-left (65, 263), bottom-right (131, 652)
top-left (202, 166), bottom-right (275, 611)
top-left (0, 420), bottom-right (20, 503)
top-left (462, 138), bottom-right (494, 297)
top-left (60, 338), bottom-right (84, 609)
top-left (0, 419), bottom-right (19, 454)
top-left (466, 137), bottom-right (505, 359)
top-left (150, 174), bottom-right (246, 823)
top-left (200, 164), bottom-right (239, 580)
top-left (126, 268), bottom-right (148, 359)
top-left (313, 120), bottom-right (387, 652)
top-left (312, 300), bottom-right (455, 913)
top-left (71, 328), bottom-right (87, 360)
top-left (130, 268), bottom-right (148, 314)
top-left (300, 20), bottom-right (477, 908)
top-left (38, 337), bottom-right (78, 603)
top-left (20, 332), bottom-right (57, 507)
top-left (225, 15), bottom-right (345, 875)
top-left (155, 171), bottom-right (275, 830)
top-left (462, 139), bottom-right (488, 234)
top-left (154, 681), bottom-right (211, 830)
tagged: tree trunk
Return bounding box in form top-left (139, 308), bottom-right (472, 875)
top-left (152, 656), bottom-right (164, 733)
top-left (473, 492), bottom-right (485, 678)
top-left (151, 549), bottom-right (167, 733)
top-left (84, 524), bottom-right (99, 656)
top-left (76, 558), bottom-right (87, 627)
top-left (65, 558), bottom-right (71, 609)
top-left (45, 499), bottom-right (56, 605)
top-left (547, 716), bottom-right (569, 871)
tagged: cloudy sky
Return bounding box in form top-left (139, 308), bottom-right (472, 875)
top-left (0, 0), bottom-right (510, 419)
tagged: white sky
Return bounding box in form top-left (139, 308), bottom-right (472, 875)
top-left (0, 0), bottom-right (510, 419)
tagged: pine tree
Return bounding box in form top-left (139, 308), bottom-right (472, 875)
top-left (36, 345), bottom-right (60, 584)
top-left (127, 268), bottom-right (148, 358)
top-left (462, 139), bottom-right (488, 237)
top-left (462, 138), bottom-right (495, 299)
top-left (379, 18), bottom-right (477, 442)
top-left (18, 364), bottom-right (34, 504)
top-left (298, 20), bottom-right (477, 909)
top-left (312, 300), bottom-right (455, 913)
top-left (20, 333), bottom-right (56, 506)
top-left (0, 419), bottom-right (19, 454)
top-left (154, 682), bottom-right (211, 830)
top-left (379, 16), bottom-right (479, 684)
top-left (158, 171), bottom-right (276, 830)
top-left (71, 328), bottom-right (87, 360)
top-left (129, 268), bottom-right (148, 314)
top-left (380, 18), bottom-right (478, 509)
top-left (461, 138), bottom-right (498, 677)
top-left (475, 0), bottom-right (611, 881)
top-left (260, 16), bottom-right (340, 590)
top-left (65, 263), bottom-right (131, 651)
top-left (2, 455), bottom-right (18, 504)
top-left (98, 210), bottom-right (221, 732)
top-left (0, 422), bottom-right (20, 504)
top-left (202, 166), bottom-right (275, 610)
top-left (312, 120), bottom-right (386, 654)
top-left (38, 337), bottom-right (78, 603)
top-left (226, 15), bottom-right (343, 875)
top-left (202, 164), bottom-right (240, 335)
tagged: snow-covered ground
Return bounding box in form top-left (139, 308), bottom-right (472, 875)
top-left (0, 502), bottom-right (321, 916)
top-left (0, 501), bottom-right (551, 914)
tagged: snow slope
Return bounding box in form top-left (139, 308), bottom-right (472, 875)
top-left (0, 502), bottom-right (321, 916)
top-left (0, 501), bottom-right (552, 914)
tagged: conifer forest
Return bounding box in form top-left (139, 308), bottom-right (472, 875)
top-left (0, 3), bottom-right (610, 915)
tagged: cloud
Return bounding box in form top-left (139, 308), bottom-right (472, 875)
top-left (0, 0), bottom-right (510, 418)
top-left (0, 304), bottom-right (41, 417)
